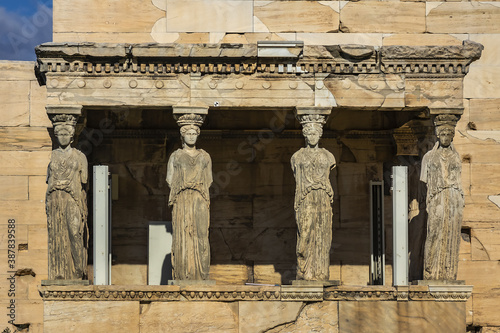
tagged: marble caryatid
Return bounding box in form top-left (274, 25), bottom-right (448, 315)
top-left (291, 114), bottom-right (336, 281)
top-left (420, 114), bottom-right (464, 281)
top-left (46, 114), bottom-right (88, 280)
top-left (166, 112), bottom-right (212, 280)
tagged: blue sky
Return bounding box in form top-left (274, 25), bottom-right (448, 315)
top-left (0, 0), bottom-right (52, 61)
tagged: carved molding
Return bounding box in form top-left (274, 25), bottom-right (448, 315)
top-left (39, 285), bottom-right (472, 302)
top-left (35, 42), bottom-right (483, 85)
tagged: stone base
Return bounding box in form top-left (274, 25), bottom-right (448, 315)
top-left (168, 279), bottom-right (216, 286)
top-left (38, 285), bottom-right (470, 333)
top-left (41, 279), bottom-right (90, 286)
top-left (291, 280), bottom-right (341, 287)
top-left (413, 280), bottom-right (466, 286)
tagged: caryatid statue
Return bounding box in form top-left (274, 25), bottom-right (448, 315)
top-left (291, 110), bottom-right (336, 281)
top-left (46, 112), bottom-right (88, 280)
top-left (420, 114), bottom-right (464, 281)
top-left (166, 108), bottom-right (212, 280)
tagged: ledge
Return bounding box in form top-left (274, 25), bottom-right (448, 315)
top-left (38, 284), bottom-right (472, 302)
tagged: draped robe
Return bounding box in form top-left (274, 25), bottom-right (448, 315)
top-left (420, 142), bottom-right (464, 280)
top-left (291, 147), bottom-right (335, 281)
top-left (46, 147), bottom-right (88, 280)
top-left (167, 149), bottom-right (212, 280)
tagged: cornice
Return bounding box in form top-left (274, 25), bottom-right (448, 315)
top-left (35, 41), bottom-right (483, 85)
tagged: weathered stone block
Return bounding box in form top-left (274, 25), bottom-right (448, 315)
top-left (254, 1), bottom-right (339, 33)
top-left (217, 32), bottom-right (295, 45)
top-left (28, 225), bottom-right (48, 251)
top-left (139, 301), bottom-right (238, 332)
top-left (405, 78), bottom-right (463, 109)
top-left (29, 81), bottom-right (50, 127)
top-left (336, 163), bottom-right (371, 196)
top-left (15, 300), bottom-right (44, 326)
top-left (0, 128), bottom-right (51, 151)
top-left (339, 195), bottom-right (370, 228)
top-left (211, 196), bottom-right (253, 228)
top-left (325, 75), bottom-right (405, 109)
top-left (426, 2), bottom-right (500, 34)
top-left (339, 301), bottom-right (465, 332)
top-left (53, 32), bottom-right (155, 43)
top-left (297, 33), bottom-right (383, 46)
top-left (239, 301), bottom-right (303, 333)
top-left (268, 301), bottom-right (339, 332)
top-left (383, 34), bottom-right (466, 46)
top-left (0, 201), bottom-right (46, 225)
top-left (166, 0), bottom-right (252, 33)
top-left (28, 176), bottom-right (46, 202)
top-left (469, 99), bottom-right (500, 130)
top-left (44, 301), bottom-right (139, 333)
top-left (209, 264), bottom-right (250, 285)
top-left (470, 164), bottom-right (500, 195)
top-left (53, 0), bottom-right (164, 33)
top-left (0, 81), bottom-right (30, 126)
top-left (0, 176), bottom-right (28, 200)
top-left (464, 67), bottom-right (500, 99)
top-left (253, 196), bottom-right (295, 229)
top-left (0, 151), bottom-right (50, 176)
top-left (111, 264), bottom-right (147, 285)
top-left (253, 264), bottom-right (294, 285)
top-left (470, 291), bottom-right (500, 327)
top-left (471, 228), bottom-right (500, 261)
top-left (0, 61), bottom-right (37, 80)
top-left (468, 34), bottom-right (500, 67)
top-left (463, 195), bottom-right (500, 224)
top-left (190, 75), bottom-right (315, 108)
top-left (16, 250), bottom-right (47, 277)
top-left (340, 1), bottom-right (425, 33)
top-left (340, 264), bottom-right (369, 286)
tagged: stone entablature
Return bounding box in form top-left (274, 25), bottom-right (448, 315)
top-left (39, 284), bottom-right (472, 303)
top-left (33, 41), bottom-right (482, 111)
top-left (35, 42), bottom-right (482, 79)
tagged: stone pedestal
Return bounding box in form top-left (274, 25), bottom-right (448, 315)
top-left (168, 280), bottom-right (216, 287)
top-left (291, 280), bottom-right (340, 287)
top-left (414, 280), bottom-right (466, 286)
top-left (39, 284), bottom-right (471, 333)
top-left (41, 280), bottom-right (90, 286)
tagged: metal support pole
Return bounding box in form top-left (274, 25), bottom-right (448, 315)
top-left (392, 166), bottom-right (408, 286)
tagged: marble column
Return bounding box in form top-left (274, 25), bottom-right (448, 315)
top-left (45, 105), bottom-right (89, 282)
top-left (291, 107), bottom-right (336, 283)
top-left (420, 113), bottom-right (464, 282)
top-left (166, 106), bottom-right (213, 282)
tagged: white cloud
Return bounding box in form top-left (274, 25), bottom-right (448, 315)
top-left (0, 3), bottom-right (52, 61)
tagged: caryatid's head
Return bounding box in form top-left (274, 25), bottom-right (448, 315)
top-left (54, 124), bottom-right (75, 148)
top-left (302, 123), bottom-right (323, 147)
top-left (436, 125), bottom-right (455, 148)
top-left (180, 124), bottom-right (200, 147)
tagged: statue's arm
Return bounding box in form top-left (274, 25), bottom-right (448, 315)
top-left (290, 152), bottom-right (297, 173)
top-left (166, 153), bottom-right (175, 187)
top-left (206, 154), bottom-right (213, 187)
top-left (80, 153), bottom-right (88, 185)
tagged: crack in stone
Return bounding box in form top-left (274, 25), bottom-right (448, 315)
top-left (262, 302), bottom-right (306, 333)
top-left (472, 235), bottom-right (491, 260)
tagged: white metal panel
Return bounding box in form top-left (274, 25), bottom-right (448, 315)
top-left (148, 221), bottom-right (173, 285)
top-left (392, 166), bottom-right (408, 286)
top-left (93, 165), bottom-right (110, 285)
